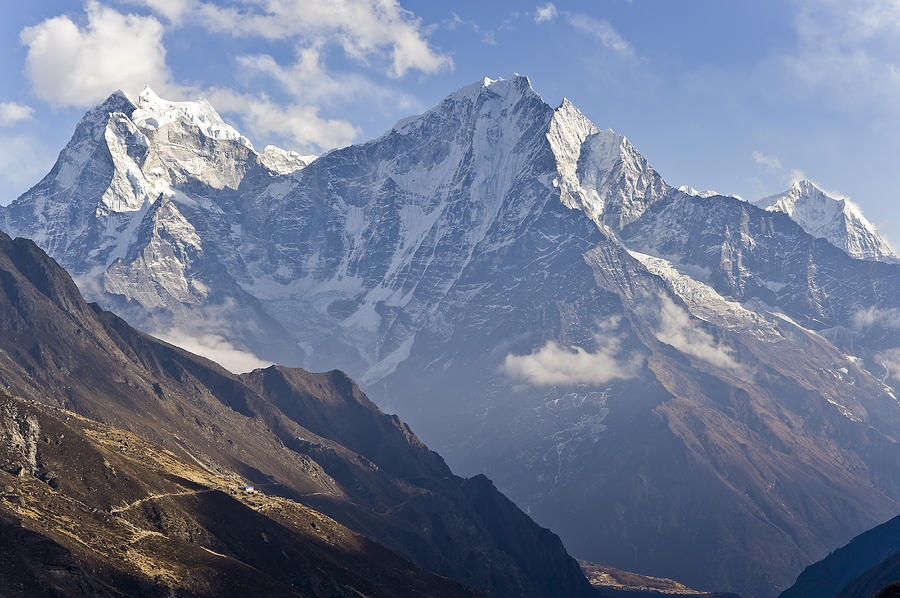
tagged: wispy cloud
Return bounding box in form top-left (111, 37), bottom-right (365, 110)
top-left (235, 44), bottom-right (418, 112)
top-left (751, 150), bottom-right (812, 191)
top-left (135, 0), bottom-right (452, 78)
top-left (651, 294), bottom-right (747, 376)
top-left (157, 329), bottom-right (272, 374)
top-left (0, 103), bottom-right (34, 127)
top-left (751, 150), bottom-right (783, 170)
top-left (205, 88), bottom-right (359, 153)
top-left (535, 3), bottom-right (558, 23)
top-left (852, 306), bottom-right (900, 330)
top-left (564, 12), bottom-right (632, 56)
top-left (504, 317), bottom-right (643, 386)
top-left (877, 347), bottom-right (900, 383)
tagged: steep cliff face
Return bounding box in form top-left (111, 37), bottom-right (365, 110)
top-left (5, 76), bottom-right (900, 598)
top-left (756, 180), bottom-right (898, 263)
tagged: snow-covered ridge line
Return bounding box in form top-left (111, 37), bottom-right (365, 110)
top-left (756, 179), bottom-right (897, 262)
top-left (132, 87), bottom-right (254, 150)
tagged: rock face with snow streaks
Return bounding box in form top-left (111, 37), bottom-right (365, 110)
top-left (756, 179), bottom-right (897, 262)
top-left (5, 75), bottom-right (900, 598)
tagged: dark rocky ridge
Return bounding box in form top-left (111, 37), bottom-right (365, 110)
top-left (0, 230), bottom-right (592, 598)
top-left (779, 514), bottom-right (900, 598)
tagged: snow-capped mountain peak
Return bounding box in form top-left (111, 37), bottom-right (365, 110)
top-left (132, 86), bottom-right (253, 149)
top-left (677, 185), bottom-right (742, 200)
top-left (259, 145), bottom-right (317, 174)
top-left (548, 97), bottom-right (669, 229)
top-left (756, 179), bottom-right (897, 262)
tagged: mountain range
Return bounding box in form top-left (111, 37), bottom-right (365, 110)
top-left (3, 75), bottom-right (900, 598)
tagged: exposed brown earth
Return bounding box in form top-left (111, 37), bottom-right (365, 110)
top-left (0, 392), bottom-right (480, 597)
top-left (580, 560), bottom-right (742, 597)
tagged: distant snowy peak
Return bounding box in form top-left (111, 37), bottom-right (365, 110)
top-left (391, 74), bottom-right (543, 134)
top-left (259, 145), bottom-right (317, 174)
top-left (132, 87), bottom-right (253, 149)
top-left (549, 97), bottom-right (670, 229)
top-left (449, 74), bottom-right (542, 106)
top-left (757, 180), bottom-right (897, 262)
top-left (678, 185), bottom-right (742, 200)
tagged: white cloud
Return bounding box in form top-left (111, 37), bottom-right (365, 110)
top-left (565, 12), bottom-right (632, 55)
top-left (788, 168), bottom-right (808, 184)
top-left (653, 294), bottom-right (746, 374)
top-left (535, 3), bottom-right (558, 23)
top-left (852, 306), bottom-right (900, 330)
top-left (504, 318), bottom-right (643, 386)
top-left (0, 103), bottom-right (34, 127)
top-left (19, 2), bottom-right (367, 152)
top-left (135, 0), bottom-right (193, 24)
top-left (157, 329), bottom-right (272, 374)
top-left (137, 0), bottom-right (451, 78)
top-left (205, 88), bottom-right (359, 153)
top-left (877, 347), bottom-right (900, 382)
top-left (752, 150), bottom-right (783, 170)
top-left (236, 44), bottom-right (417, 111)
top-left (20, 1), bottom-right (173, 107)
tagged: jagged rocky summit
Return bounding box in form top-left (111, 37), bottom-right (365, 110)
top-left (755, 179), bottom-right (898, 262)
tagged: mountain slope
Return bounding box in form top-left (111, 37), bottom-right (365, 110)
top-left (5, 77), bottom-right (900, 598)
top-left (755, 180), bottom-right (897, 262)
top-left (0, 392), bottom-right (477, 598)
top-left (779, 514), bottom-right (900, 598)
top-left (0, 230), bottom-right (592, 598)
top-left (834, 557), bottom-right (900, 598)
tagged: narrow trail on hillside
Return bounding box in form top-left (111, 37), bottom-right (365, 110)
top-left (111, 488), bottom-right (215, 514)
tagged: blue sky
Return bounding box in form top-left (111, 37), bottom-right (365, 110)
top-left (2, 1), bottom-right (900, 244)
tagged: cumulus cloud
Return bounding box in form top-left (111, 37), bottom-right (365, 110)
top-left (137, 0), bottom-right (451, 78)
top-left (852, 306), bottom-right (900, 330)
top-left (20, 1), bottom-right (172, 107)
top-left (157, 329), bottom-right (272, 374)
top-left (206, 88), bottom-right (359, 152)
top-left (565, 12), bottom-right (632, 56)
top-left (752, 151), bottom-right (783, 170)
top-left (653, 294), bottom-right (746, 374)
top-left (504, 318), bottom-right (643, 386)
top-left (535, 3), bottom-right (558, 23)
top-left (0, 103), bottom-right (34, 127)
